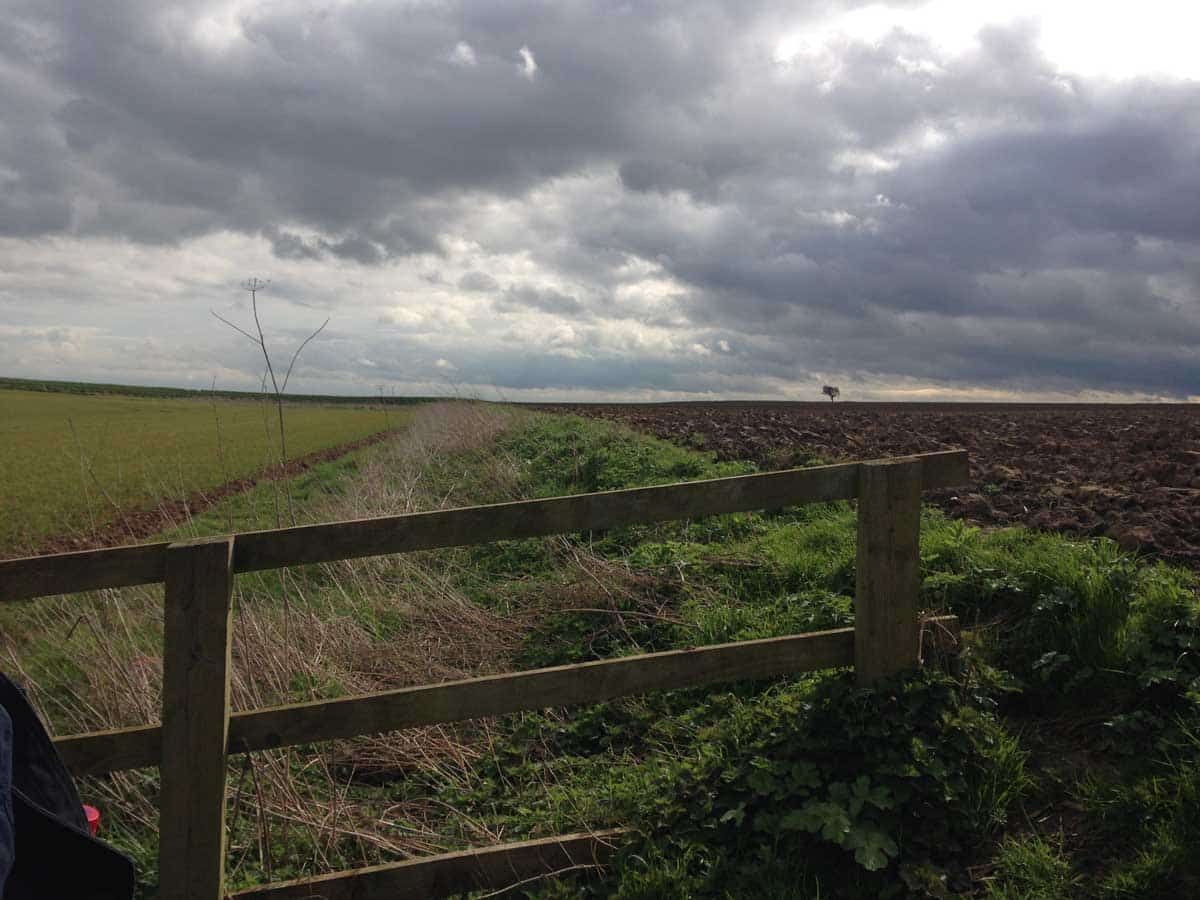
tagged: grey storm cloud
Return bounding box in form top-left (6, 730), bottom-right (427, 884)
top-left (457, 270), bottom-right (499, 293)
top-left (3, 0), bottom-right (765, 244)
top-left (494, 285), bottom-right (586, 316)
top-left (1, 1), bottom-right (1198, 398)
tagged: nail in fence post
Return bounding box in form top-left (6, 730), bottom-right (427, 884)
top-left (855, 459), bottom-right (922, 686)
top-left (158, 536), bottom-right (236, 900)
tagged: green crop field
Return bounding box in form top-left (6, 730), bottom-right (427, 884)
top-left (0, 388), bottom-right (402, 553)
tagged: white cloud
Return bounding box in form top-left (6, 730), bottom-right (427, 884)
top-left (449, 41), bottom-right (477, 67)
top-left (517, 45), bottom-right (538, 80)
top-left (778, 1), bottom-right (1200, 80)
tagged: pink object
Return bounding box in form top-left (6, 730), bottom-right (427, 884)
top-left (83, 805), bottom-right (100, 837)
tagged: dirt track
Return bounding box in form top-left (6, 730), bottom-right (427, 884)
top-left (544, 403), bottom-right (1200, 569)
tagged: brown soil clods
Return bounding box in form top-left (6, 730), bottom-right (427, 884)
top-left (545, 402), bottom-right (1200, 569)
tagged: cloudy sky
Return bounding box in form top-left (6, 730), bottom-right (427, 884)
top-left (2, 1), bottom-right (1198, 401)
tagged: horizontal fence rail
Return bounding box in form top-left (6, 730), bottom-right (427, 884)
top-left (229, 829), bottom-right (631, 900)
top-left (52, 615), bottom-right (961, 777)
top-left (0, 541), bottom-right (169, 602)
top-left (0, 450), bottom-right (967, 601)
top-left (55, 627), bottom-right (853, 774)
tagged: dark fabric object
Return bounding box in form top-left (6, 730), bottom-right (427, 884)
top-left (0, 674), bottom-right (136, 900)
top-left (0, 707), bottom-right (13, 890)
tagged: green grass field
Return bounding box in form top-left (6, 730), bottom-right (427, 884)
top-left (0, 388), bottom-right (402, 553)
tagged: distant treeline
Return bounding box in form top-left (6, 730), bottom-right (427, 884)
top-left (0, 376), bottom-right (438, 406)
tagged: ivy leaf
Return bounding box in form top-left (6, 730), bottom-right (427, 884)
top-left (782, 802), bottom-right (853, 843)
top-left (850, 775), bottom-right (895, 811)
top-left (846, 828), bottom-right (899, 871)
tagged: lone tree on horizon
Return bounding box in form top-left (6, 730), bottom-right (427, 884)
top-left (822, 384), bottom-right (840, 402)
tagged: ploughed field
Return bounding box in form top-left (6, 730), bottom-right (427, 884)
top-left (544, 402), bottom-right (1200, 569)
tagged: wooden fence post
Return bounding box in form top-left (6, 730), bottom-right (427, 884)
top-left (854, 459), bottom-right (922, 685)
top-left (158, 536), bottom-right (236, 900)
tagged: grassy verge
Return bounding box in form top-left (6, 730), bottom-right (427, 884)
top-left (4, 403), bottom-right (1198, 897)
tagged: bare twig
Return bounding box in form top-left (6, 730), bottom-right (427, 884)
top-left (281, 317), bottom-right (330, 394)
top-left (209, 310), bottom-right (261, 346)
top-left (212, 278), bottom-right (330, 526)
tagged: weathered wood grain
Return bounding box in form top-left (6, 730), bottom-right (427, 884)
top-left (53, 723), bottom-right (161, 775)
top-left (226, 627), bottom-right (855, 754)
top-left (228, 828), bottom-right (630, 899)
top-left (0, 541), bottom-right (168, 602)
top-left (157, 537), bottom-right (236, 900)
top-left (854, 459), bottom-right (923, 685)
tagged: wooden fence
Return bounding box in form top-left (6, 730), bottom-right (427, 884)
top-left (0, 449), bottom-right (968, 899)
